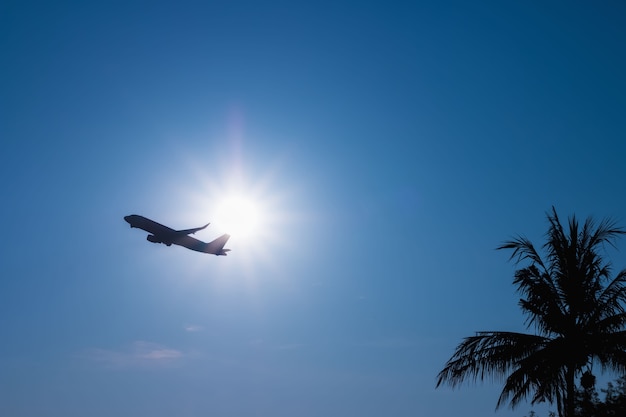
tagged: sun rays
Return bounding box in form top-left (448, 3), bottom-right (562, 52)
top-left (213, 193), bottom-right (263, 242)
top-left (173, 154), bottom-right (295, 281)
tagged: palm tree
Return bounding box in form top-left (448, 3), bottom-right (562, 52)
top-left (436, 208), bottom-right (626, 417)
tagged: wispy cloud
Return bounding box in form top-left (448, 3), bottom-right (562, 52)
top-left (249, 338), bottom-right (303, 351)
top-left (184, 324), bottom-right (203, 332)
top-left (85, 341), bottom-right (183, 369)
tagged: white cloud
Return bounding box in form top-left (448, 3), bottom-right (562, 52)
top-left (85, 341), bottom-right (183, 369)
top-left (184, 324), bottom-right (203, 332)
top-left (139, 349), bottom-right (181, 359)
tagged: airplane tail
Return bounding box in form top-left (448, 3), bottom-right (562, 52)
top-left (205, 234), bottom-right (231, 255)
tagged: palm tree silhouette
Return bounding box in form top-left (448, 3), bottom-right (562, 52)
top-left (436, 208), bottom-right (626, 417)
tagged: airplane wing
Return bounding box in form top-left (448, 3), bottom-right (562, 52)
top-left (176, 223), bottom-right (210, 235)
top-left (204, 234), bottom-right (231, 255)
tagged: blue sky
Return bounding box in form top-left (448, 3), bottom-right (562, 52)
top-left (1, 1), bottom-right (626, 416)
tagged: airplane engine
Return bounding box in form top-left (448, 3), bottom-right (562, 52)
top-left (146, 235), bottom-right (161, 244)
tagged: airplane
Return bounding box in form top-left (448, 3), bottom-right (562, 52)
top-left (124, 214), bottom-right (231, 256)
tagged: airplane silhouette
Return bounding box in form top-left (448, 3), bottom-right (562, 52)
top-left (124, 215), bottom-right (231, 256)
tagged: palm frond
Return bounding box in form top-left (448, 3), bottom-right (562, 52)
top-left (513, 266), bottom-right (567, 334)
top-left (498, 236), bottom-right (546, 270)
top-left (592, 270), bottom-right (626, 323)
top-left (595, 312), bottom-right (626, 334)
top-left (594, 330), bottom-right (626, 373)
top-left (586, 216), bottom-right (626, 250)
top-left (544, 207), bottom-right (569, 278)
top-left (436, 332), bottom-right (549, 388)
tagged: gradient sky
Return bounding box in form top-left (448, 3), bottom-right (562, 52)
top-left (2, 1), bottom-right (626, 416)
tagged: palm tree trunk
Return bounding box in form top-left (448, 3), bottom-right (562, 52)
top-left (564, 366), bottom-right (575, 417)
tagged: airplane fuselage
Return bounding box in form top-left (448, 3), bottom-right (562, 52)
top-left (124, 215), bottom-right (177, 245)
top-left (124, 214), bottom-right (231, 255)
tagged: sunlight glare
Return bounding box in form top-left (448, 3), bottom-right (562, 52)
top-left (176, 144), bottom-right (301, 283)
top-left (214, 194), bottom-right (262, 241)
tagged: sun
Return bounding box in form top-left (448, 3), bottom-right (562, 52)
top-left (176, 148), bottom-right (295, 275)
top-left (213, 194), bottom-right (261, 241)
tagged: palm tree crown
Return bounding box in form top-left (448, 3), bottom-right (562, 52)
top-left (436, 208), bottom-right (626, 417)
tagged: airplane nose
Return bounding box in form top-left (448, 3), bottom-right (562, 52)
top-left (124, 215), bottom-right (132, 223)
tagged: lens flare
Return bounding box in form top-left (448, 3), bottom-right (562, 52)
top-left (213, 194), bottom-right (261, 241)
